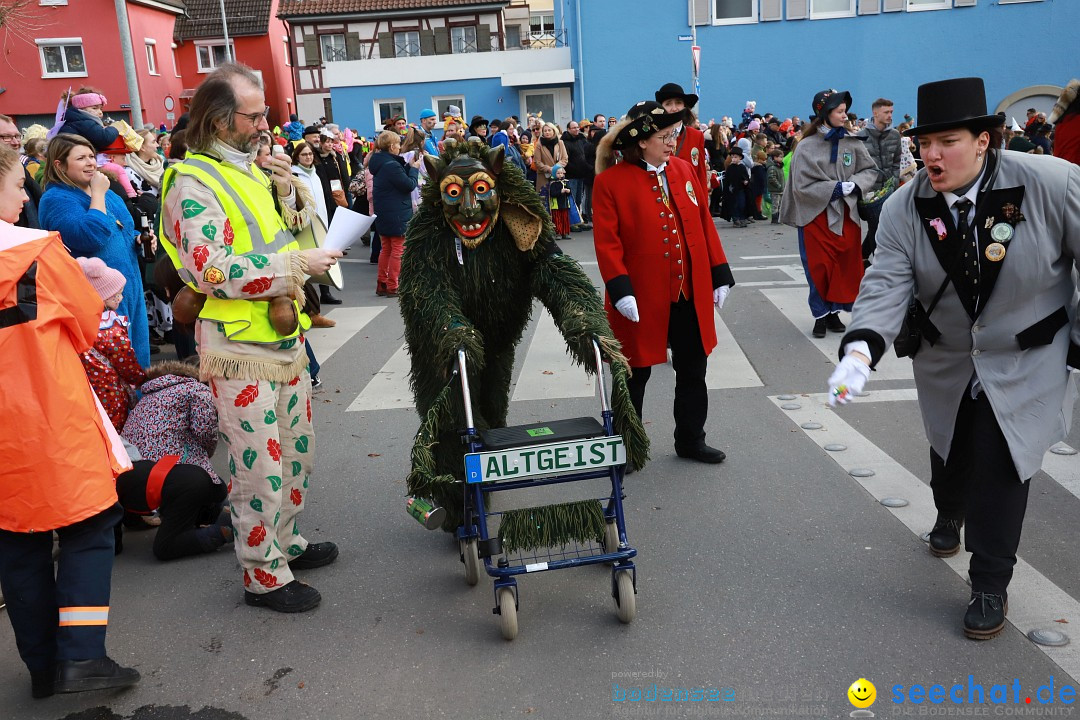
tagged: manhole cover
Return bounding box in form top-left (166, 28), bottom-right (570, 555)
top-left (1028, 629), bottom-right (1069, 647)
top-left (849, 468), bottom-right (876, 478)
top-left (880, 497), bottom-right (909, 508)
top-left (824, 444), bottom-right (847, 452)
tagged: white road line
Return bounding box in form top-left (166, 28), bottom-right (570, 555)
top-left (512, 308), bottom-right (597, 401)
top-left (739, 253), bottom-right (801, 260)
top-left (310, 306), bottom-right (385, 363)
top-left (772, 392), bottom-right (1080, 677)
top-left (347, 342), bottom-right (414, 411)
top-left (707, 308), bottom-right (763, 389)
top-left (761, 287), bottom-right (914, 382)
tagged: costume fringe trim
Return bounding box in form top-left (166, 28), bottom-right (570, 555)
top-left (498, 499), bottom-right (606, 553)
top-left (200, 350), bottom-right (309, 383)
top-left (289, 252), bottom-right (308, 303)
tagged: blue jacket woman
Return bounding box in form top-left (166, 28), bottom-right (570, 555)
top-left (38, 137), bottom-right (149, 368)
top-left (369, 148), bottom-right (419, 236)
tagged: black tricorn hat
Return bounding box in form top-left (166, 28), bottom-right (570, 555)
top-left (655, 82), bottom-right (699, 109)
top-left (612, 101), bottom-right (683, 149)
top-left (905, 77), bottom-right (1004, 137)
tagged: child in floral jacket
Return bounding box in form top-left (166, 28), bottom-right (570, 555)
top-left (77, 257), bottom-right (147, 430)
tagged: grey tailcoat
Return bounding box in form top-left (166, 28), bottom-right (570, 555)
top-left (843, 150), bottom-right (1080, 481)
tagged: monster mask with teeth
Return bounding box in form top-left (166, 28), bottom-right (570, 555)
top-left (429, 148), bottom-right (502, 248)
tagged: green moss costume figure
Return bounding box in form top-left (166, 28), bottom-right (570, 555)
top-left (398, 140), bottom-right (648, 534)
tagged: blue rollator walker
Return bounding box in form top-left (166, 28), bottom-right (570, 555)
top-left (454, 338), bottom-right (637, 640)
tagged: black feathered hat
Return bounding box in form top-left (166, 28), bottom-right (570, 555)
top-left (811, 89), bottom-right (852, 122)
top-left (611, 101), bottom-right (683, 149)
top-left (905, 77), bottom-right (1005, 137)
top-left (655, 82), bottom-right (699, 109)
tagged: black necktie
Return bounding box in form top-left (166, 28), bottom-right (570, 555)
top-left (954, 198), bottom-right (978, 311)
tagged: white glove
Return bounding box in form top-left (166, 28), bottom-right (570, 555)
top-left (713, 285), bottom-right (730, 309)
top-left (615, 296), bottom-right (639, 323)
top-left (827, 355), bottom-right (871, 407)
top-left (841, 181), bottom-right (856, 196)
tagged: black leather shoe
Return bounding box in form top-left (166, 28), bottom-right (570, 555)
top-left (244, 580), bottom-right (321, 613)
top-left (289, 541), bottom-right (339, 570)
top-left (31, 670), bottom-right (54, 699)
top-left (674, 444), bottom-right (726, 464)
top-left (54, 657), bottom-right (140, 694)
top-left (928, 516), bottom-right (963, 558)
top-left (320, 291), bottom-right (343, 305)
top-left (812, 318), bottom-right (827, 338)
top-left (964, 591), bottom-right (1007, 640)
top-left (826, 313), bottom-right (846, 333)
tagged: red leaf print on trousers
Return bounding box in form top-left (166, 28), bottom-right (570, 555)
top-left (210, 378), bottom-right (218, 398)
top-left (223, 219), bottom-right (234, 246)
top-left (306, 397), bottom-right (311, 423)
top-left (253, 568), bottom-right (281, 589)
top-left (234, 383), bottom-right (259, 408)
top-left (290, 488), bottom-right (302, 506)
top-left (247, 523), bottom-right (267, 547)
top-left (173, 220), bottom-right (181, 243)
top-left (243, 569), bottom-right (252, 588)
top-left (192, 244), bottom-right (210, 272)
top-left (242, 277), bottom-right (273, 295)
top-left (267, 438), bottom-right (282, 462)
top-left (288, 376), bottom-right (300, 386)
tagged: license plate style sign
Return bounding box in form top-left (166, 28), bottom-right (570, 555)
top-left (465, 437), bottom-right (625, 484)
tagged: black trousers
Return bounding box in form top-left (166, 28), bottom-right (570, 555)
top-left (862, 213), bottom-right (880, 261)
top-left (930, 391), bottom-right (1030, 596)
top-left (0, 504), bottom-right (122, 673)
top-left (627, 297), bottom-right (709, 449)
top-left (116, 461), bottom-right (227, 561)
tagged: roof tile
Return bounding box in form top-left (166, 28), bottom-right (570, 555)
top-left (175, 0), bottom-right (273, 40)
top-left (278, 0), bottom-right (506, 19)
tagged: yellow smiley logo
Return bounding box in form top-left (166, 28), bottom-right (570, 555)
top-left (847, 678), bottom-right (876, 709)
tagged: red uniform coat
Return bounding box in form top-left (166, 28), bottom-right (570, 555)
top-left (593, 156), bottom-right (733, 367)
top-left (675, 125), bottom-right (709, 190)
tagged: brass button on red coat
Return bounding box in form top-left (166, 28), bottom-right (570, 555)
top-left (664, 252), bottom-right (669, 258)
top-left (677, 274), bottom-right (683, 280)
top-left (675, 244), bottom-right (680, 249)
top-left (677, 260), bottom-right (682, 265)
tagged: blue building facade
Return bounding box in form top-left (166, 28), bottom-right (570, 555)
top-left (560, 0), bottom-right (1077, 125)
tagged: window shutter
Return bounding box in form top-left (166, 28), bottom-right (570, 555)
top-left (859, 0), bottom-right (880, 14)
top-left (434, 27), bottom-right (450, 54)
top-left (762, 0), bottom-right (782, 20)
top-left (689, 0), bottom-right (709, 25)
top-left (786, 0), bottom-right (808, 19)
top-left (345, 32), bottom-right (362, 60)
top-left (954, 0), bottom-right (976, 7)
top-left (882, 0), bottom-right (904, 11)
top-left (302, 32), bottom-right (319, 66)
top-left (476, 24), bottom-right (491, 52)
top-left (420, 29), bottom-right (435, 55)
top-left (378, 32), bottom-right (394, 58)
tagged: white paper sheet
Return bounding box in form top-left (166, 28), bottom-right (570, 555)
top-left (323, 207), bottom-right (375, 253)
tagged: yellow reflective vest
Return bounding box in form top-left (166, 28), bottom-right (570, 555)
top-left (161, 154), bottom-right (309, 344)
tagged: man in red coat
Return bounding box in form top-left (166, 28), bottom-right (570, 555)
top-left (656, 83), bottom-right (709, 191)
top-left (593, 101), bottom-right (735, 464)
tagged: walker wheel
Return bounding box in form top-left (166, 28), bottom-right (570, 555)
top-left (602, 520), bottom-right (619, 555)
top-left (461, 538), bottom-right (480, 586)
top-left (497, 587), bottom-right (518, 640)
top-left (614, 570), bottom-right (636, 624)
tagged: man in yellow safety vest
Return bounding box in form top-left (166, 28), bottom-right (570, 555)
top-left (160, 62), bottom-right (342, 613)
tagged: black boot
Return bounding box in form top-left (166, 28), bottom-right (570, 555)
top-left (674, 443), bottom-right (726, 464)
top-left (826, 313), bottom-right (846, 333)
top-left (812, 318), bottom-right (827, 338)
top-left (31, 670), bottom-right (54, 699)
top-left (54, 657), bottom-right (140, 694)
top-left (245, 579), bottom-right (321, 613)
top-left (319, 287), bottom-right (342, 305)
top-left (928, 516), bottom-right (963, 558)
top-left (963, 591), bottom-right (1007, 640)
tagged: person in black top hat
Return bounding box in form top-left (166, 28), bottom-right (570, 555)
top-left (593, 101), bottom-right (735, 466)
top-left (828, 77), bottom-right (1080, 640)
top-left (655, 83), bottom-right (709, 191)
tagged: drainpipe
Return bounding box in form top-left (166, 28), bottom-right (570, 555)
top-left (113, 0), bottom-right (144, 126)
top-left (574, 0), bottom-right (585, 117)
top-left (219, 0), bottom-right (232, 61)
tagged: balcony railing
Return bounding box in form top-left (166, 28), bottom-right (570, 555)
top-left (507, 29), bottom-right (567, 50)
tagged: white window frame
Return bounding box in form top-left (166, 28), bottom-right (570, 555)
top-left (39, 0), bottom-right (68, 5)
top-left (431, 95), bottom-right (466, 129)
top-left (711, 0), bottom-right (759, 26)
top-left (36, 38), bottom-right (87, 78)
top-left (450, 25), bottom-right (477, 54)
top-left (283, 36), bottom-right (291, 67)
top-left (905, 0), bottom-right (950, 10)
top-left (529, 13), bottom-right (554, 33)
top-left (195, 40), bottom-right (235, 73)
top-left (373, 98), bottom-right (407, 131)
top-left (171, 43), bottom-right (181, 77)
top-left (998, 0), bottom-right (1041, 3)
top-left (393, 30), bottom-right (421, 58)
top-left (320, 33), bottom-right (346, 63)
top-left (145, 39), bottom-right (159, 75)
top-left (810, 0), bottom-right (856, 19)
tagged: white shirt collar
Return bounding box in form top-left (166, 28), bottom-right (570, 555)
top-left (643, 159), bottom-right (667, 174)
top-left (943, 161), bottom-right (987, 210)
top-left (213, 139), bottom-right (256, 169)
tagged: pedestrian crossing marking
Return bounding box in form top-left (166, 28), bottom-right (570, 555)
top-left (761, 287), bottom-right (914, 381)
top-left (772, 392), bottom-right (1080, 676)
top-left (511, 308), bottom-right (597, 402)
top-left (347, 342), bottom-right (413, 411)
top-left (706, 307), bottom-right (763, 389)
top-left (311, 306), bottom-right (386, 364)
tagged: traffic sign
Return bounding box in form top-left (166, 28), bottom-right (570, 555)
top-left (677, 34), bottom-right (694, 41)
